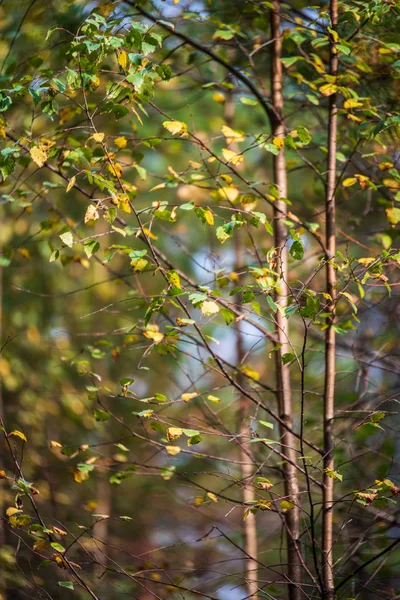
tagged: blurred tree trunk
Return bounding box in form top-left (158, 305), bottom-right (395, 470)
top-left (270, 3), bottom-right (302, 597)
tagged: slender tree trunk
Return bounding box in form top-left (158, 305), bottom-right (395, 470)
top-left (92, 226), bottom-right (112, 574)
top-left (0, 264), bottom-right (7, 600)
top-left (236, 311), bottom-right (259, 600)
top-left (225, 84), bottom-right (259, 600)
top-left (322, 1), bottom-right (338, 598)
top-left (270, 3), bottom-right (301, 598)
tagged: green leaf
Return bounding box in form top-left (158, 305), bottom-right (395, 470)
top-left (58, 582), bottom-right (74, 590)
top-left (282, 353), bottom-right (295, 365)
top-left (60, 231), bottom-right (74, 248)
top-left (94, 409), bottom-right (110, 422)
top-left (289, 240), bottom-right (304, 260)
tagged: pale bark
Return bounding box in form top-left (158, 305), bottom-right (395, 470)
top-left (270, 3), bottom-right (301, 598)
top-left (225, 84), bottom-right (259, 600)
top-left (322, 0), bottom-right (338, 597)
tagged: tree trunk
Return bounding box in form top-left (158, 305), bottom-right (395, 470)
top-left (322, 0), bottom-right (338, 597)
top-left (225, 82), bottom-right (259, 600)
top-left (270, 3), bottom-right (301, 598)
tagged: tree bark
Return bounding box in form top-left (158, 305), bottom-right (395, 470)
top-left (225, 83), bottom-right (259, 600)
top-left (322, 1), bottom-right (338, 598)
top-left (270, 3), bottom-right (301, 598)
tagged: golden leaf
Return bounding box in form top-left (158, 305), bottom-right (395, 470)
top-left (30, 146), bottom-right (48, 168)
top-left (167, 427), bottom-right (183, 441)
top-left (272, 136), bottom-right (284, 149)
top-left (222, 148), bottom-right (243, 165)
top-left (115, 136), bottom-right (127, 148)
top-left (201, 300), bottom-right (220, 316)
top-left (84, 204), bottom-right (99, 223)
top-left (92, 132), bottom-right (105, 143)
top-left (221, 125), bottom-right (245, 144)
top-left (9, 430), bottom-right (27, 442)
top-left (73, 468), bottom-right (89, 483)
top-left (6, 507), bottom-right (22, 517)
top-left (143, 330), bottom-right (164, 344)
top-left (203, 209), bottom-right (214, 226)
top-left (66, 175), bottom-right (76, 193)
top-left (182, 392), bottom-right (198, 403)
top-left (162, 120), bottom-right (188, 136)
top-left (118, 51), bottom-right (128, 70)
top-left (166, 445), bottom-right (181, 455)
top-left (218, 185), bottom-right (240, 202)
top-left (207, 395), bottom-right (220, 403)
top-left (212, 92), bottom-right (225, 104)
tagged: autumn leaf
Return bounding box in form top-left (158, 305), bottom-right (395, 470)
top-left (163, 120), bottom-right (188, 136)
top-left (182, 392), bottom-right (198, 402)
top-left (9, 430), bottom-right (27, 442)
top-left (84, 204), bottom-right (99, 223)
top-left (30, 146), bottom-right (48, 168)
top-left (167, 427), bottom-right (183, 441)
top-left (222, 148), bottom-right (243, 165)
top-left (165, 445), bottom-right (181, 455)
top-left (201, 300), bottom-right (220, 316)
top-left (221, 125), bottom-right (245, 144)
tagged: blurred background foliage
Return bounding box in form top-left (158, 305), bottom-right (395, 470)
top-left (0, 0), bottom-right (400, 598)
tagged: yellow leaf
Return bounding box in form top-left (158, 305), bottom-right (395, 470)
top-left (131, 258), bottom-right (148, 272)
top-left (182, 392), bottom-right (198, 403)
top-left (84, 204), bottom-right (99, 223)
top-left (280, 500), bottom-right (295, 511)
top-left (343, 99), bottom-right (363, 109)
top-left (207, 395), bottom-right (220, 403)
top-left (0, 470), bottom-right (6, 479)
top-left (354, 174), bottom-right (369, 188)
top-left (142, 227), bottom-right (158, 240)
top-left (378, 162), bottom-right (393, 171)
top-left (167, 271), bottom-right (181, 289)
top-left (201, 300), bottom-right (220, 316)
top-left (221, 125), bottom-right (245, 144)
top-left (53, 526), bottom-right (67, 536)
top-left (9, 430), bottom-right (27, 442)
top-left (30, 146), bottom-right (48, 168)
top-left (357, 257), bottom-right (375, 266)
top-left (222, 148), bottom-right (243, 165)
top-left (143, 330), bottom-right (164, 344)
top-left (167, 427), bottom-right (183, 441)
top-left (343, 177), bottom-right (357, 187)
top-left (272, 136), bottom-right (284, 149)
top-left (212, 92), bottom-right (225, 104)
top-left (66, 175), bottom-right (76, 193)
top-left (118, 51), bottom-right (128, 70)
top-left (18, 248), bottom-right (31, 259)
top-left (33, 539), bottom-right (48, 552)
top-left (6, 507), bottom-right (22, 517)
top-left (49, 440), bottom-right (62, 448)
top-left (383, 178), bottom-right (400, 190)
top-left (207, 492), bottom-right (218, 502)
top-left (347, 114), bottom-right (362, 122)
top-left (116, 193), bottom-right (131, 213)
top-left (73, 468), bottom-right (89, 483)
top-left (107, 162), bottom-right (122, 178)
top-left (92, 132), bottom-right (105, 143)
top-left (203, 209), bottom-right (214, 226)
top-left (166, 445), bottom-right (181, 455)
top-left (174, 0), bottom-right (180, 3)
top-left (241, 365), bottom-right (260, 380)
top-left (162, 120), bottom-right (188, 136)
top-left (320, 83), bottom-right (337, 96)
top-left (218, 185), bottom-right (240, 202)
top-left (115, 136), bottom-right (127, 148)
